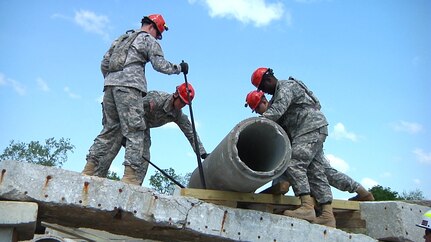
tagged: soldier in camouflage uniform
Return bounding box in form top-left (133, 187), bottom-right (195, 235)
top-left (96, 83), bottom-right (209, 184)
top-left (246, 90), bottom-right (375, 202)
top-left (322, 156), bottom-right (374, 201)
top-left (249, 68), bottom-right (335, 227)
top-left (82, 14), bottom-right (189, 185)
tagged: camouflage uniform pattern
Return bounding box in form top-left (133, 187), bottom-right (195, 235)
top-left (322, 157), bottom-right (360, 193)
top-left (88, 86), bottom-right (145, 176)
top-left (264, 79), bottom-right (332, 204)
top-left (88, 28), bottom-right (182, 181)
top-left (95, 91), bottom-right (207, 184)
top-left (101, 30), bottom-right (182, 93)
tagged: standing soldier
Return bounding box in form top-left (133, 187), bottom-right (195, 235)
top-left (249, 68), bottom-right (335, 227)
top-left (246, 90), bottom-right (374, 202)
top-left (82, 14), bottom-right (189, 185)
top-left (96, 83), bottom-right (209, 185)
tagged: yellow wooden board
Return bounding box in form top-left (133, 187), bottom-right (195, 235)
top-left (180, 188), bottom-right (360, 211)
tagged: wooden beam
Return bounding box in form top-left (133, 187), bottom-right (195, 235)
top-left (259, 181), bottom-right (290, 195)
top-left (180, 188), bottom-right (360, 210)
top-left (181, 188), bottom-right (301, 206)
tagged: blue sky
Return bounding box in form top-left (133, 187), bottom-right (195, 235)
top-left (1, 0), bottom-right (430, 200)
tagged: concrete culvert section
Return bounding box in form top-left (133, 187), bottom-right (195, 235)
top-left (236, 119), bottom-right (288, 172)
top-left (188, 117), bottom-right (291, 192)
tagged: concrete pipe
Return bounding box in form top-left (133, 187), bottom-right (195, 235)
top-left (188, 117), bottom-right (291, 193)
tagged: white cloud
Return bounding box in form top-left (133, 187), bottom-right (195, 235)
top-left (331, 122), bottom-right (358, 141)
top-left (413, 179), bottom-right (421, 185)
top-left (11, 80), bottom-right (26, 95)
top-left (381, 171), bottom-right (392, 178)
top-left (51, 13), bottom-right (68, 20)
top-left (53, 10), bottom-right (110, 40)
top-left (361, 177), bottom-right (378, 190)
top-left (413, 148), bottom-right (431, 164)
top-left (201, 0), bottom-right (285, 27)
top-left (0, 72), bottom-right (26, 95)
top-left (64, 86), bottom-right (81, 99)
top-left (74, 10), bottom-right (110, 39)
top-left (161, 122), bottom-right (178, 129)
top-left (325, 154), bottom-right (349, 173)
top-left (391, 120), bottom-right (423, 134)
top-left (36, 77), bottom-right (50, 92)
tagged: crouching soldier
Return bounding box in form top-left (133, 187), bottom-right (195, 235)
top-left (93, 83), bottom-right (208, 185)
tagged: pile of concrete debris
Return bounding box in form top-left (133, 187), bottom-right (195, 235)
top-left (1, 160), bottom-right (429, 242)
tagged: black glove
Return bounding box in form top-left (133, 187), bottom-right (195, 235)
top-left (121, 137), bottom-right (126, 147)
top-left (180, 62), bottom-right (189, 75)
top-left (201, 153), bottom-right (210, 159)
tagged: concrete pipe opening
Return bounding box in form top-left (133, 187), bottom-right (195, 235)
top-left (188, 117), bottom-right (291, 192)
top-left (237, 120), bottom-right (289, 172)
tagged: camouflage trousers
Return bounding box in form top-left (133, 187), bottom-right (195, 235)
top-left (96, 127), bottom-right (151, 184)
top-left (322, 157), bottom-right (360, 193)
top-left (276, 126), bottom-right (332, 204)
top-left (87, 86), bottom-right (146, 181)
top-left (137, 128), bottom-right (151, 182)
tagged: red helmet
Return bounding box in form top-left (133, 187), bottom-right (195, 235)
top-left (245, 90), bottom-right (264, 110)
top-left (176, 83), bottom-right (195, 104)
top-left (251, 67), bottom-right (269, 88)
top-left (144, 14), bottom-right (169, 40)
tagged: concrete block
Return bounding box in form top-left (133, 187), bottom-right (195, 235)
top-left (0, 228), bottom-right (17, 242)
top-left (0, 160), bottom-right (377, 241)
top-left (0, 201), bottom-right (38, 241)
top-left (360, 201), bottom-right (430, 242)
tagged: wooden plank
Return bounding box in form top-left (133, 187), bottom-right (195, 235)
top-left (180, 188), bottom-right (360, 211)
top-left (181, 188), bottom-right (300, 206)
top-left (259, 181), bottom-right (290, 195)
top-left (332, 199), bottom-right (360, 210)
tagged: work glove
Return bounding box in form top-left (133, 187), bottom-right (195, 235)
top-left (180, 62), bottom-right (189, 75)
top-left (201, 153), bottom-right (210, 159)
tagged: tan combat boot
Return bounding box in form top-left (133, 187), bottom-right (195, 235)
top-left (314, 204), bottom-right (336, 227)
top-left (121, 166), bottom-right (141, 185)
top-left (349, 185), bottom-right (375, 201)
top-left (283, 195), bottom-right (316, 222)
top-left (81, 159), bottom-right (96, 175)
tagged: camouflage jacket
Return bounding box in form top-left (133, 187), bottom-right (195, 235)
top-left (263, 79), bottom-right (328, 139)
top-left (102, 30), bottom-right (181, 93)
top-left (143, 91), bottom-right (207, 155)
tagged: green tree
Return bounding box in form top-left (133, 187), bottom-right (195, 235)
top-left (106, 170), bottom-right (121, 181)
top-left (398, 189), bottom-right (425, 200)
top-left (369, 185), bottom-right (399, 201)
top-left (0, 138), bottom-right (75, 167)
top-left (149, 168), bottom-right (191, 195)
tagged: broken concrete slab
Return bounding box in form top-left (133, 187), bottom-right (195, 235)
top-left (0, 201), bottom-right (38, 241)
top-left (360, 201), bottom-right (430, 242)
top-left (0, 160), bottom-right (377, 241)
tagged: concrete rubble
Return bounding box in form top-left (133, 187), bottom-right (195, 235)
top-left (361, 201), bottom-right (429, 242)
top-left (0, 201), bottom-right (38, 241)
top-left (0, 160), bottom-right (380, 242)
